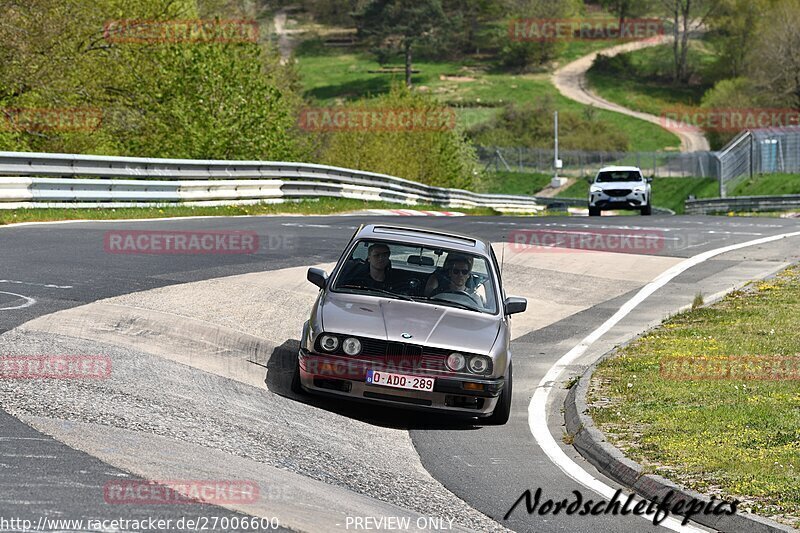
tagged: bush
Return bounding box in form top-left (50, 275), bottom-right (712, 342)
top-left (700, 77), bottom-right (758, 150)
top-left (315, 84), bottom-right (481, 190)
top-left (468, 101), bottom-right (629, 151)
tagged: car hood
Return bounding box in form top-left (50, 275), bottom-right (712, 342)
top-left (321, 291), bottom-right (500, 353)
top-left (594, 181), bottom-right (646, 189)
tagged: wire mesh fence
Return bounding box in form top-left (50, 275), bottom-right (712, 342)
top-left (479, 127), bottom-right (800, 198)
top-left (476, 146), bottom-right (719, 179)
top-left (718, 127), bottom-right (800, 196)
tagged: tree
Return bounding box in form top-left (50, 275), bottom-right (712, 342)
top-left (0, 0), bottom-right (305, 159)
top-left (354, 0), bottom-right (449, 87)
top-left (746, 0), bottom-right (800, 108)
top-left (598, 0), bottom-right (649, 27)
top-left (657, 0), bottom-right (720, 83)
top-left (318, 84), bottom-right (481, 189)
top-left (498, 0), bottom-right (581, 71)
top-left (706, 0), bottom-right (769, 77)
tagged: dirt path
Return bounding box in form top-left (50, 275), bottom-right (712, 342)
top-left (552, 37), bottom-right (710, 152)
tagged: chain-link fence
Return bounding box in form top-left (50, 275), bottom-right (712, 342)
top-left (717, 127), bottom-right (800, 197)
top-left (476, 146), bottom-right (718, 179)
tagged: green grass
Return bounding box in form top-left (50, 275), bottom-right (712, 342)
top-left (295, 49), bottom-right (681, 152)
top-left (730, 174), bottom-right (800, 197)
top-left (0, 198), bottom-right (503, 225)
top-left (474, 171), bottom-right (553, 195)
top-left (589, 267), bottom-right (800, 527)
top-left (585, 41), bottom-right (718, 116)
top-left (556, 176), bottom-right (719, 214)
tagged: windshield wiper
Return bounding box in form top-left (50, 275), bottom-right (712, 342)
top-left (337, 285), bottom-right (414, 302)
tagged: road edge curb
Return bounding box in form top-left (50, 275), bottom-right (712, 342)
top-left (564, 291), bottom-right (797, 533)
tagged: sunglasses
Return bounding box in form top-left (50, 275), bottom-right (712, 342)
top-left (450, 268), bottom-right (470, 275)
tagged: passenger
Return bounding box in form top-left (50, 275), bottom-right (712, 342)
top-left (425, 254), bottom-right (483, 305)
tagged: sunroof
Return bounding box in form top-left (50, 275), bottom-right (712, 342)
top-left (372, 226), bottom-right (477, 246)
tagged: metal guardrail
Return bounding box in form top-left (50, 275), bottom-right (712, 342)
top-left (685, 194), bottom-right (800, 215)
top-left (0, 151), bottom-right (544, 212)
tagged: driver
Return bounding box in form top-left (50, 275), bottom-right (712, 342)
top-left (345, 242), bottom-right (395, 290)
top-left (424, 254), bottom-right (481, 303)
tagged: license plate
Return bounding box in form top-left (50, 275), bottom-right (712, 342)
top-left (366, 370), bottom-right (434, 392)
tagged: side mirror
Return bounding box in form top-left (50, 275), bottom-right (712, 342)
top-left (584, 176), bottom-right (594, 183)
top-left (646, 177), bottom-right (653, 183)
top-left (307, 267), bottom-right (328, 289)
top-left (504, 296), bottom-right (527, 315)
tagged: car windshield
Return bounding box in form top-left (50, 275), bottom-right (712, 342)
top-left (595, 170), bottom-right (643, 182)
top-left (332, 239), bottom-right (498, 314)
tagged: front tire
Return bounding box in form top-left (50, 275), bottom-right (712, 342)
top-left (485, 362), bottom-right (512, 425)
top-left (588, 206), bottom-right (601, 217)
top-left (641, 203), bottom-right (652, 216)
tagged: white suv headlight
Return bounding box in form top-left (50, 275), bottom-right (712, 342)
top-left (590, 186), bottom-right (602, 193)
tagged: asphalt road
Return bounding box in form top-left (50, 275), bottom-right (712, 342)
top-left (1, 214), bottom-right (799, 532)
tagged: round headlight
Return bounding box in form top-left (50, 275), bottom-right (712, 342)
top-left (446, 352), bottom-right (466, 372)
top-left (468, 356), bottom-right (490, 374)
top-left (342, 337), bottom-right (362, 356)
top-left (320, 335), bottom-right (339, 352)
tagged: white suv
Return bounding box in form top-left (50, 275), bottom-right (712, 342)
top-left (588, 166), bottom-right (652, 216)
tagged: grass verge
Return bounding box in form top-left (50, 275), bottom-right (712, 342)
top-left (474, 171), bottom-right (553, 196)
top-left (730, 174), bottom-right (800, 197)
top-left (589, 266), bottom-right (800, 527)
top-left (0, 199), bottom-right (503, 225)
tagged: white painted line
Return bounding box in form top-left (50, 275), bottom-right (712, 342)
top-left (0, 213), bottom-right (311, 230)
top-left (0, 291), bottom-right (36, 310)
top-left (280, 223), bottom-right (333, 228)
top-left (529, 229), bottom-right (800, 531)
top-left (0, 280), bottom-right (73, 289)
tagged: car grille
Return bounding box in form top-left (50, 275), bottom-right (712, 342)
top-left (314, 335), bottom-right (460, 372)
top-left (604, 189), bottom-right (632, 196)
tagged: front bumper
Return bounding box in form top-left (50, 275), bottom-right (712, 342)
top-left (589, 192), bottom-right (647, 209)
top-left (298, 349), bottom-right (504, 417)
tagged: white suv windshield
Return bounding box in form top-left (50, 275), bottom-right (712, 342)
top-left (332, 240), bottom-right (498, 314)
top-left (596, 171), bottom-right (643, 182)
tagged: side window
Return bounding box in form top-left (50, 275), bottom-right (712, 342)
top-left (490, 246), bottom-right (504, 290)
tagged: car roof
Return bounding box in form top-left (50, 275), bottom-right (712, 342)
top-left (597, 166), bottom-right (642, 172)
top-left (353, 224), bottom-right (491, 256)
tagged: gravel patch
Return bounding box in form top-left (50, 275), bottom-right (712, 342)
top-left (0, 329), bottom-right (509, 532)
